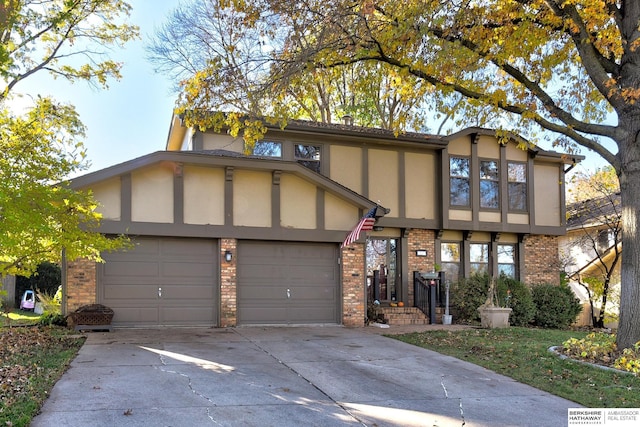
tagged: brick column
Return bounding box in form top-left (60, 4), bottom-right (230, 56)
top-left (66, 258), bottom-right (97, 312)
top-left (341, 243), bottom-right (365, 327)
top-left (220, 238), bottom-right (237, 327)
top-left (523, 235), bottom-right (560, 285)
top-left (407, 229), bottom-right (436, 306)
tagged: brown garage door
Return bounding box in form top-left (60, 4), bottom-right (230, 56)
top-left (98, 237), bottom-right (218, 327)
top-left (237, 241), bottom-right (339, 325)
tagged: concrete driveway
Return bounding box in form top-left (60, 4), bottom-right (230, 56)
top-left (31, 326), bottom-right (579, 426)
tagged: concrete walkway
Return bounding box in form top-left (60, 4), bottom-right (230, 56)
top-left (31, 325), bottom-right (580, 426)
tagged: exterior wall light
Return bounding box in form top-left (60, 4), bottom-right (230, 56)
top-left (225, 250), bottom-right (233, 262)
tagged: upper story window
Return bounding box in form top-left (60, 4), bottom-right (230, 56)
top-left (508, 162), bottom-right (527, 211)
top-left (252, 141), bottom-right (282, 157)
top-left (295, 144), bottom-right (321, 173)
top-left (480, 160), bottom-right (499, 209)
top-left (450, 157), bottom-right (470, 207)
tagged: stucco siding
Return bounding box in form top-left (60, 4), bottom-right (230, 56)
top-left (368, 149), bottom-right (399, 218)
top-left (405, 152), bottom-right (436, 219)
top-left (477, 135), bottom-right (500, 158)
top-left (234, 170), bottom-right (271, 227)
top-left (201, 133), bottom-right (242, 152)
top-left (506, 142), bottom-right (529, 161)
top-left (280, 174), bottom-right (316, 229)
top-left (92, 178), bottom-right (121, 220)
top-left (534, 163), bottom-right (561, 226)
top-left (325, 193), bottom-right (358, 231)
top-left (447, 137), bottom-right (472, 156)
top-left (131, 166), bottom-right (174, 223)
top-left (330, 145), bottom-right (362, 193)
top-left (183, 165), bottom-right (225, 225)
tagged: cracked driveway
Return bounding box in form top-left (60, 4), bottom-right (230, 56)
top-left (31, 326), bottom-right (580, 426)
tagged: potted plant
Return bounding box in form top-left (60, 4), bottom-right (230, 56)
top-left (477, 276), bottom-right (512, 328)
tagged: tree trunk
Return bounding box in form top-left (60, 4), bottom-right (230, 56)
top-left (595, 279), bottom-right (610, 329)
top-left (616, 139), bottom-right (640, 349)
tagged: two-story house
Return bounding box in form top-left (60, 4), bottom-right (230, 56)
top-left (63, 115), bottom-right (581, 328)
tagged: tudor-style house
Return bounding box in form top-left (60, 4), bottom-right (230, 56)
top-left (63, 115), bottom-right (581, 328)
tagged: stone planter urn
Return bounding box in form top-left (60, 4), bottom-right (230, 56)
top-left (478, 306), bottom-right (512, 328)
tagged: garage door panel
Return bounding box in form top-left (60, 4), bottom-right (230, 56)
top-left (162, 285), bottom-right (216, 299)
top-left (161, 238), bottom-right (216, 256)
top-left (238, 241), bottom-right (339, 325)
top-left (289, 306), bottom-right (336, 323)
top-left (162, 306), bottom-right (215, 324)
top-left (100, 237), bottom-right (218, 326)
top-left (103, 261), bottom-right (160, 277)
top-left (290, 286), bottom-right (336, 301)
top-left (237, 285), bottom-right (283, 300)
top-left (103, 283), bottom-right (159, 300)
top-left (162, 261), bottom-right (214, 278)
top-left (239, 306), bottom-right (287, 324)
top-left (287, 265), bottom-right (337, 281)
top-left (112, 307), bottom-right (159, 325)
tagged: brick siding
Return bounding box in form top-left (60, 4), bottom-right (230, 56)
top-left (341, 243), bottom-right (366, 327)
top-left (523, 235), bottom-right (561, 285)
top-left (220, 238), bottom-right (237, 327)
top-left (66, 258), bottom-right (97, 312)
top-left (407, 229), bottom-right (436, 306)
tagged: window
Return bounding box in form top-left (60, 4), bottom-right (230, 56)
top-left (441, 242), bottom-right (461, 283)
top-left (497, 244), bottom-right (516, 278)
top-left (366, 238), bottom-right (398, 302)
top-left (295, 144), bottom-right (321, 173)
top-left (508, 162), bottom-right (527, 211)
top-left (596, 229), bottom-right (614, 254)
top-left (450, 157), bottom-right (470, 207)
top-left (252, 141), bottom-right (282, 157)
top-left (480, 160), bottom-right (499, 209)
top-left (470, 243), bottom-right (489, 274)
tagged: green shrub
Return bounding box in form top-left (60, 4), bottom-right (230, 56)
top-left (450, 273), bottom-right (490, 322)
top-left (496, 275), bottom-right (536, 326)
top-left (38, 312), bottom-right (67, 327)
top-left (532, 283), bottom-right (582, 329)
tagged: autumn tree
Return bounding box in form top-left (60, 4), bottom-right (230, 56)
top-left (565, 167), bottom-right (621, 328)
top-left (146, 0), bottom-right (433, 135)
top-left (168, 0), bottom-right (640, 349)
top-left (0, 0), bottom-right (138, 277)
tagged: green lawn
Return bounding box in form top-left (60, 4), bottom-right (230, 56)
top-left (392, 327), bottom-right (640, 408)
top-left (1, 309), bottom-right (41, 326)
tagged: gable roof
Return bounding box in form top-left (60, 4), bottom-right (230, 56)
top-left (566, 193), bottom-right (621, 230)
top-left (67, 150), bottom-right (383, 212)
top-left (167, 114), bottom-right (584, 165)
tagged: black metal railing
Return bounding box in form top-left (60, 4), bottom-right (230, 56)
top-left (413, 271), bottom-right (437, 324)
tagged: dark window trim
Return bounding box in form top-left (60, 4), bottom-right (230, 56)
top-left (479, 157), bottom-right (500, 211)
top-left (507, 161), bottom-right (528, 213)
top-left (449, 156), bottom-right (471, 208)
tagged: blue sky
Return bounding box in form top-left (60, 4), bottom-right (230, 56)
top-left (12, 1), bottom-right (179, 174)
top-left (11, 0), bottom-right (609, 176)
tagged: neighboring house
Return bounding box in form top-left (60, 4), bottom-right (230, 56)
top-left (560, 194), bottom-right (621, 327)
top-left (63, 115), bottom-right (581, 328)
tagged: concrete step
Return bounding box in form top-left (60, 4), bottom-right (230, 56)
top-left (376, 306), bottom-right (432, 325)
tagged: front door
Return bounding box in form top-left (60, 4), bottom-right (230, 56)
top-left (366, 238), bottom-right (399, 303)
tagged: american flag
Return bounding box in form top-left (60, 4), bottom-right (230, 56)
top-left (341, 207), bottom-right (377, 247)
